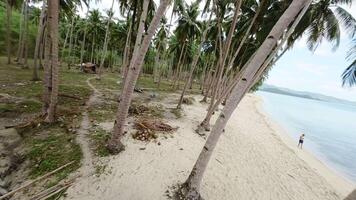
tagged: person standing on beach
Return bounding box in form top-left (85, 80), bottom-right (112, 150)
top-left (298, 134), bottom-right (305, 149)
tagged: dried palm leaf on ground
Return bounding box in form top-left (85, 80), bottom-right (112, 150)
top-left (132, 119), bottom-right (177, 141)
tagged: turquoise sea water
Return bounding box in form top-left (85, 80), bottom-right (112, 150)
top-left (257, 91), bottom-right (356, 183)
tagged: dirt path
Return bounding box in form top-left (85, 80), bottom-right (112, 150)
top-left (74, 77), bottom-right (102, 177)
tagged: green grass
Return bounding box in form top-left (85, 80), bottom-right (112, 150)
top-left (26, 125), bottom-right (82, 179)
top-left (170, 108), bottom-right (183, 119)
top-left (0, 100), bottom-right (42, 116)
top-left (89, 127), bottom-right (111, 157)
top-left (88, 103), bottom-right (118, 123)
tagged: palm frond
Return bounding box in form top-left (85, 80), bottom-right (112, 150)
top-left (342, 59), bottom-right (356, 87)
top-left (335, 6), bottom-right (356, 37)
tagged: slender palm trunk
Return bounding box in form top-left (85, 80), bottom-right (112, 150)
top-left (172, 41), bottom-right (186, 88)
top-left (199, 1), bottom-right (242, 130)
top-left (108, 0), bottom-right (170, 153)
top-left (67, 17), bottom-right (75, 68)
top-left (153, 43), bottom-right (161, 83)
top-left (19, 0), bottom-right (29, 67)
top-left (6, 1), bottom-right (12, 64)
top-left (182, 1), bottom-right (311, 198)
top-left (45, 0), bottom-right (60, 122)
top-left (121, 11), bottom-right (133, 77)
top-left (16, 1), bottom-right (25, 63)
top-left (90, 33), bottom-right (95, 63)
top-left (177, 13), bottom-right (212, 108)
top-left (61, 17), bottom-right (72, 59)
top-left (33, 1), bottom-right (47, 81)
top-left (97, 0), bottom-right (115, 79)
top-left (80, 8), bottom-right (90, 69)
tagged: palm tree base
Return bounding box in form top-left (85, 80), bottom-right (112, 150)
top-left (174, 183), bottom-right (204, 200)
top-left (106, 139), bottom-right (125, 155)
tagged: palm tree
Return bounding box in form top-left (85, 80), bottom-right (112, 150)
top-left (180, 0), bottom-right (312, 198)
top-left (33, 0), bottom-right (47, 81)
top-left (107, 0), bottom-right (171, 153)
top-left (97, 0), bottom-right (116, 79)
top-left (44, 0), bottom-right (60, 122)
top-left (342, 39), bottom-right (356, 87)
top-left (5, 0), bottom-right (21, 64)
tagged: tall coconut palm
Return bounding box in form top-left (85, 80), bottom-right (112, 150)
top-left (44, 0), bottom-right (60, 122)
top-left (180, 0), bottom-right (312, 198)
top-left (5, 0), bottom-right (21, 64)
top-left (97, 0), bottom-right (116, 79)
top-left (33, 0), bottom-right (47, 81)
top-left (107, 0), bottom-right (171, 153)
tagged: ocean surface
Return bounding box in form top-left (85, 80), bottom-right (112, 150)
top-left (257, 91), bottom-right (356, 183)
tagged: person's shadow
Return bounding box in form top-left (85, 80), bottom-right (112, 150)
top-left (345, 189), bottom-right (356, 200)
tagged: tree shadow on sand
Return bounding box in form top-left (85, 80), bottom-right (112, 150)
top-left (345, 189), bottom-right (356, 200)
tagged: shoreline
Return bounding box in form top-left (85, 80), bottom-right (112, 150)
top-left (65, 93), bottom-right (353, 199)
top-left (253, 94), bottom-right (355, 197)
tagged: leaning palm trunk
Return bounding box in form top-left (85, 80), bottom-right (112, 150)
top-left (33, 1), bottom-right (47, 81)
top-left (121, 0), bottom-right (149, 86)
top-left (45, 0), bottom-right (60, 122)
top-left (181, 0), bottom-right (311, 198)
top-left (177, 12), bottom-right (212, 109)
top-left (6, 1), bottom-right (12, 64)
top-left (121, 10), bottom-right (132, 77)
top-left (97, 0), bottom-right (115, 79)
top-left (200, 1), bottom-right (242, 130)
top-left (107, 0), bottom-right (170, 153)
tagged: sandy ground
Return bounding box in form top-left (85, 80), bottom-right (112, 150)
top-left (64, 93), bottom-right (355, 200)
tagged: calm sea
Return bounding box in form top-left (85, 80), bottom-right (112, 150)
top-left (257, 91), bottom-right (356, 183)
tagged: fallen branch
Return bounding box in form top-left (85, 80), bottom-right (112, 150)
top-left (29, 180), bottom-right (74, 200)
top-left (4, 114), bottom-right (45, 130)
top-left (0, 161), bottom-right (75, 200)
top-left (38, 183), bottom-right (71, 200)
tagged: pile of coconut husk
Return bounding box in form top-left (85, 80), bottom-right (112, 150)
top-left (132, 118), bottom-right (177, 141)
top-left (182, 97), bottom-right (195, 105)
top-left (128, 104), bottom-right (149, 116)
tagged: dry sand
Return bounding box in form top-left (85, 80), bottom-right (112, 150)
top-left (64, 94), bottom-right (355, 200)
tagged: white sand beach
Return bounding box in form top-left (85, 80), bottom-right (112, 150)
top-left (64, 94), bottom-right (354, 200)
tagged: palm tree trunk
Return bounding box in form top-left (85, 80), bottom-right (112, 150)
top-left (16, 1), bottom-right (25, 63)
top-left (153, 43), bottom-right (161, 83)
top-left (67, 17), bottom-right (75, 68)
top-left (182, 1), bottom-right (311, 198)
top-left (108, 0), bottom-right (170, 153)
top-left (172, 41), bottom-right (186, 88)
top-left (45, 0), bottom-right (60, 123)
top-left (42, 28), bottom-right (52, 114)
top-left (177, 12), bottom-right (212, 108)
top-left (6, 1), bottom-right (12, 64)
top-left (90, 33), bottom-right (95, 63)
top-left (199, 1), bottom-right (242, 130)
top-left (80, 8), bottom-right (90, 70)
top-left (121, 10), bottom-right (132, 77)
top-left (33, 1), bottom-right (47, 81)
top-left (61, 17), bottom-right (72, 59)
top-left (97, 0), bottom-right (115, 79)
top-left (19, 0), bottom-right (29, 67)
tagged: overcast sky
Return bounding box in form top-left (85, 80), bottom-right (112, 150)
top-left (79, 0), bottom-right (356, 101)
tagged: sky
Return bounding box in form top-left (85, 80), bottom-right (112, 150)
top-left (79, 0), bottom-right (356, 101)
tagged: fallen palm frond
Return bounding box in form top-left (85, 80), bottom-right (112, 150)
top-left (132, 118), bottom-right (177, 141)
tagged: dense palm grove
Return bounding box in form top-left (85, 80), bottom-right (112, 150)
top-left (1, 0), bottom-right (356, 199)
